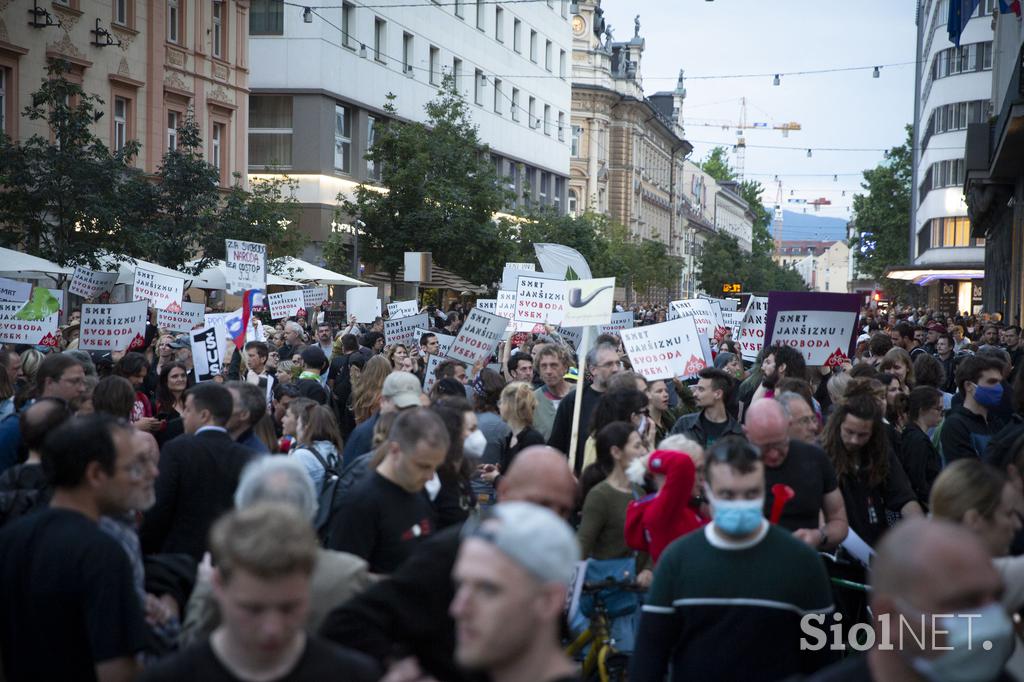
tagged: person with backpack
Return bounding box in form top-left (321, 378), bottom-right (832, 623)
top-left (292, 405), bottom-right (344, 492)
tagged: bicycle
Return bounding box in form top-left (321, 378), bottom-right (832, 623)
top-left (565, 576), bottom-right (647, 682)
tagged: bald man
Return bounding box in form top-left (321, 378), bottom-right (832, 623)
top-left (805, 518), bottom-right (1015, 681)
top-left (745, 400), bottom-right (848, 550)
top-left (319, 446), bottom-right (578, 682)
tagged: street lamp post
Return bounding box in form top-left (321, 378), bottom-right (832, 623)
top-left (330, 219), bottom-right (365, 279)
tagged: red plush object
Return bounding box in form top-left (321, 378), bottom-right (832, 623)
top-left (625, 449), bottom-right (708, 564)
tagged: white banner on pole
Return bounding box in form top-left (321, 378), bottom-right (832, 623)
top-left (514, 275), bottom-right (567, 326)
top-left (69, 267), bottom-right (118, 300)
top-left (191, 325), bottom-right (227, 381)
top-left (225, 239), bottom-right (267, 294)
top-left (621, 316), bottom-right (711, 381)
top-left (447, 308), bottom-right (509, 365)
top-left (737, 296), bottom-right (768, 362)
top-left (385, 313), bottom-right (429, 347)
top-left (267, 290), bottom-right (306, 320)
top-left (0, 301), bottom-right (59, 347)
top-left (387, 299), bottom-right (420, 318)
top-left (80, 301), bottom-right (149, 352)
top-left (346, 287), bottom-right (382, 323)
top-left (562, 278), bottom-right (615, 327)
top-left (157, 301), bottom-right (206, 333)
top-left (133, 267), bottom-right (184, 312)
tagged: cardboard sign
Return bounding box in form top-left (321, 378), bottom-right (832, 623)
top-left (514, 275), bottom-right (567, 326)
top-left (475, 299), bottom-right (497, 314)
top-left (423, 354), bottom-right (444, 394)
top-left (385, 313), bottom-right (429, 347)
top-left (191, 325), bottom-right (227, 381)
top-left (0, 277), bottom-right (32, 303)
top-left (80, 301), bottom-right (149, 352)
top-left (404, 252), bottom-right (432, 282)
top-left (69, 267), bottom-right (118, 300)
top-left (737, 296), bottom-right (768, 362)
top-left (301, 286), bottom-right (329, 312)
top-left (387, 299), bottom-right (420, 318)
top-left (133, 267), bottom-right (184, 312)
top-left (447, 308), bottom-right (510, 365)
top-left (225, 239), bottom-right (267, 294)
top-left (599, 311), bottom-right (635, 335)
top-left (416, 328), bottom-right (455, 356)
top-left (621, 316), bottom-right (711, 381)
top-left (268, 290), bottom-right (306, 320)
top-left (501, 265), bottom-right (559, 292)
top-left (346, 287), bottom-right (381, 323)
top-left (669, 298), bottom-right (724, 340)
top-left (157, 301), bottom-right (206, 333)
top-left (561, 278), bottom-right (615, 327)
top-left (764, 292), bottom-right (861, 366)
top-left (0, 301), bottom-right (59, 347)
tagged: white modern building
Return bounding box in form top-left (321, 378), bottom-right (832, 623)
top-left (247, 0), bottom-right (573, 262)
top-left (713, 180), bottom-right (754, 254)
top-left (900, 0), bottom-right (994, 312)
top-left (792, 241), bottom-right (850, 293)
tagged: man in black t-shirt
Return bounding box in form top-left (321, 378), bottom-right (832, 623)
top-left (0, 414), bottom-right (147, 682)
top-left (670, 367), bottom-right (743, 448)
top-left (141, 504), bottom-right (378, 682)
top-left (326, 408), bottom-right (450, 573)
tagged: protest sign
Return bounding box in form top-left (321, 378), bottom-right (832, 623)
top-left (668, 298), bottom-right (724, 340)
top-left (621, 316), bottom-right (710, 381)
top-left (0, 301), bottom-right (59, 347)
top-left (501, 265), bottom-right (559, 292)
top-left (514, 275), bottom-right (567, 326)
top-left (301, 286), bottom-right (329, 312)
top-left (0, 277), bottom-right (31, 303)
top-left (69, 267), bottom-right (118, 299)
top-left (475, 299), bottom-right (497, 314)
top-left (387, 300), bottom-right (420, 318)
top-left (191, 326), bottom-right (227, 381)
top-left (404, 252), bottom-right (432, 282)
top-left (347, 287), bottom-right (381, 323)
top-left (505, 262), bottom-right (535, 271)
top-left (764, 292), bottom-right (861, 366)
top-left (267, 290), bottom-right (305, 320)
top-left (495, 290), bottom-right (536, 333)
top-left (157, 301), bottom-right (206, 333)
top-left (133, 267), bottom-right (184, 312)
top-left (736, 296), bottom-right (768, 362)
top-left (417, 328), bottom-right (455, 356)
top-left (422, 354), bottom-right (446, 394)
top-left (385, 313), bottom-right (429, 347)
top-left (225, 239), bottom-right (267, 294)
top-left (9, 288), bottom-right (60, 323)
top-left (323, 309), bottom-right (347, 327)
top-left (698, 293), bottom-right (738, 312)
top-left (80, 301), bottom-right (148, 352)
top-left (562, 278), bottom-right (615, 327)
top-left (599, 311), bottom-right (635, 335)
top-left (557, 326), bottom-right (583, 349)
top-left (447, 309), bottom-right (510, 365)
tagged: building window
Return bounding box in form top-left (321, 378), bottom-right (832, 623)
top-left (495, 5), bottom-right (503, 42)
top-left (211, 122), bottom-right (223, 172)
top-left (571, 124), bottom-right (582, 156)
top-left (335, 104), bottom-right (351, 172)
top-left (402, 33), bottom-right (414, 75)
top-left (929, 216), bottom-right (973, 248)
top-left (250, 0), bottom-right (283, 35)
top-left (452, 58), bottom-right (462, 93)
top-left (429, 46), bottom-right (440, 85)
top-left (545, 40), bottom-right (552, 71)
top-left (559, 49), bottom-right (566, 78)
top-left (113, 96), bottom-right (128, 152)
top-left (248, 95), bottom-right (293, 167)
top-left (568, 189), bottom-right (578, 216)
top-left (524, 167), bottom-right (535, 205)
top-left (543, 104), bottom-right (551, 135)
top-left (114, 0), bottom-right (129, 26)
top-left (212, 1), bottom-right (224, 59)
top-left (476, 0), bottom-right (485, 29)
top-left (557, 112), bottom-right (565, 141)
top-left (513, 19), bottom-right (521, 53)
top-left (493, 78), bottom-right (502, 113)
top-left (342, 2), bottom-right (355, 47)
top-left (374, 18), bottom-right (387, 63)
top-left (474, 69), bottom-right (484, 105)
top-left (167, 110), bottom-right (180, 152)
top-left (168, 0), bottom-right (180, 43)
top-left (511, 88), bottom-right (520, 121)
top-left (554, 176), bottom-right (563, 211)
top-left (539, 172), bottom-right (549, 204)
top-left (367, 115), bottom-right (381, 180)
top-left (528, 96), bottom-right (536, 128)
top-left (530, 30), bottom-right (537, 62)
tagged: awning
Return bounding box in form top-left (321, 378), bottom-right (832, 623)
top-left (271, 257), bottom-right (368, 286)
top-left (0, 247), bottom-right (74, 278)
top-left (97, 253), bottom-right (200, 285)
top-left (185, 259), bottom-right (304, 289)
top-left (885, 265), bottom-right (985, 285)
top-left (362, 263), bottom-right (488, 294)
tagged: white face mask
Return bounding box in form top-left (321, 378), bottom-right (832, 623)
top-left (899, 600), bottom-right (1015, 682)
top-left (463, 429), bottom-right (487, 459)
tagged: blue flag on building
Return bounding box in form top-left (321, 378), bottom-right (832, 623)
top-left (948, 0), bottom-right (980, 46)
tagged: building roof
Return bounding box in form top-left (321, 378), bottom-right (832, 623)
top-left (776, 240), bottom-right (838, 257)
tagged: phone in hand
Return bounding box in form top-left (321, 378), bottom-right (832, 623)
top-left (637, 416), bottom-right (649, 435)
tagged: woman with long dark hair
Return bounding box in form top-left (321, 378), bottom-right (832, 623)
top-left (430, 398), bottom-right (477, 528)
top-left (155, 361), bottom-right (191, 418)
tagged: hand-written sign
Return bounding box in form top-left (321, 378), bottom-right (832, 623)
top-left (764, 292), bottom-right (861, 366)
top-left (191, 325), bottom-right (227, 382)
top-left (133, 268), bottom-right (184, 312)
top-left (621, 316), bottom-right (710, 381)
top-left (225, 240), bottom-right (267, 294)
top-left (447, 309), bottom-right (509, 365)
top-left (157, 301), bottom-right (206, 333)
top-left (514, 276), bottom-right (566, 326)
top-left (737, 296), bottom-right (768, 362)
top-left (268, 290), bottom-right (306, 320)
top-left (69, 267), bottom-right (118, 299)
top-left (80, 301), bottom-right (149, 352)
top-left (0, 301), bottom-right (59, 347)
top-left (385, 313), bottom-right (429, 347)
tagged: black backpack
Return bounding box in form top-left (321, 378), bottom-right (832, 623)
top-left (300, 444), bottom-right (344, 544)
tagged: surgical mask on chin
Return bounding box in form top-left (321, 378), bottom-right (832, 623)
top-left (463, 429), bottom-right (487, 459)
top-left (705, 488), bottom-right (764, 536)
top-left (901, 601), bottom-right (1014, 682)
top-left (973, 383), bottom-right (1004, 408)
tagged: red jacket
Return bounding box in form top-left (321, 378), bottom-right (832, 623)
top-left (625, 450), bottom-right (707, 564)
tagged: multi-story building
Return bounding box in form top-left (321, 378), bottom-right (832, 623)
top-left (964, 3), bottom-right (1024, 322)
top-left (677, 159), bottom-right (718, 298)
top-left (247, 0), bottom-right (572, 266)
top-left (788, 241), bottom-right (850, 293)
top-left (2, 0), bottom-right (250, 187)
top-left (895, 0), bottom-right (994, 309)
top-left (568, 0), bottom-right (692, 301)
top-left (713, 180), bottom-right (753, 253)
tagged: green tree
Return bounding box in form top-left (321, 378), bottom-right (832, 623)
top-left (701, 146), bottom-right (737, 183)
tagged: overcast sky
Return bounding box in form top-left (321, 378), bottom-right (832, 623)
top-left (600, 0), bottom-right (917, 236)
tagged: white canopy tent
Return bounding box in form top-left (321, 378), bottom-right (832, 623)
top-left (96, 253), bottom-right (199, 285)
top-left (0, 247), bottom-right (74, 280)
top-left (271, 257), bottom-right (368, 286)
top-left (185, 259), bottom-right (304, 289)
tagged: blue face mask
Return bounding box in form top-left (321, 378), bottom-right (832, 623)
top-left (706, 488), bottom-right (764, 537)
top-left (972, 382), bottom-right (1004, 408)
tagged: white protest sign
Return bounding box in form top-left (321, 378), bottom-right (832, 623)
top-left (737, 296), bottom-right (768, 362)
top-left (556, 326), bottom-right (583, 349)
top-left (765, 292), bottom-right (861, 366)
top-left (157, 301), bottom-right (206, 333)
top-left (621, 316), bottom-right (711, 381)
top-left (562, 278), bottom-right (615, 328)
top-left (347, 287), bottom-right (382, 323)
top-left (698, 293), bottom-right (738, 312)
top-left (387, 300), bottom-right (420, 318)
top-left (190, 325), bottom-right (227, 381)
top-left (505, 262), bottom-right (535, 271)
top-left (514, 275), bottom-right (566, 326)
top-left (668, 298), bottom-right (724, 340)
top-left (80, 301), bottom-right (149, 352)
top-left (133, 267), bottom-right (184, 312)
top-left (447, 308), bottom-right (509, 365)
top-left (267, 290), bottom-right (305, 320)
top-left (475, 299), bottom-right (497, 314)
top-left (301, 286), bottom-right (329, 312)
top-left (723, 309), bottom-right (745, 332)
top-left (423, 354), bottom-right (445, 394)
top-left (495, 290), bottom-right (536, 333)
top-left (404, 252), bottom-right (432, 282)
top-left (501, 265), bottom-right (558, 292)
top-left (599, 311), bottom-right (635, 335)
top-left (69, 267), bottom-right (118, 300)
top-left (385, 313), bottom-right (429, 347)
top-left (0, 301), bottom-right (59, 347)
top-left (225, 239), bottom-right (267, 294)
top-left (0, 277), bottom-right (32, 302)
top-left (417, 329), bottom-right (455, 356)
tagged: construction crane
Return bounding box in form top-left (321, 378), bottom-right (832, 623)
top-left (686, 98), bottom-right (802, 181)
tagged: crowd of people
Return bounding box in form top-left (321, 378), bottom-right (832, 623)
top-left (0, 297), bottom-right (1023, 681)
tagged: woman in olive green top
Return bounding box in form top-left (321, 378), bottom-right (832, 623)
top-left (578, 421), bottom-right (653, 587)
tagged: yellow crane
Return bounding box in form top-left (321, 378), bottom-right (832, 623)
top-left (686, 97), bottom-right (802, 180)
